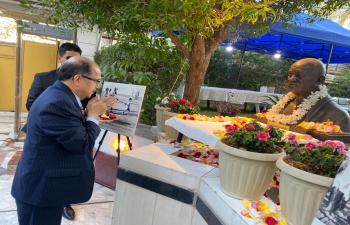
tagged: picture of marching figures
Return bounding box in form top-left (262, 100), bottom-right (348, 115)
top-left (99, 82), bottom-right (146, 138)
top-left (316, 151), bottom-right (350, 225)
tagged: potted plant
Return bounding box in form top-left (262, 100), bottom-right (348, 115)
top-left (155, 93), bottom-right (176, 132)
top-left (163, 98), bottom-right (200, 140)
top-left (216, 121), bottom-right (285, 200)
top-left (277, 136), bottom-right (347, 225)
top-left (214, 101), bottom-right (242, 117)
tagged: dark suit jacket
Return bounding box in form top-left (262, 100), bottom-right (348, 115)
top-left (23, 69), bottom-right (95, 132)
top-left (12, 81), bottom-right (101, 207)
top-left (26, 68), bottom-right (94, 111)
top-left (26, 69), bottom-right (58, 111)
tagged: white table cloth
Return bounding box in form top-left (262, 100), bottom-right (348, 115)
top-left (165, 117), bottom-right (230, 147)
top-left (200, 86), bottom-right (284, 104)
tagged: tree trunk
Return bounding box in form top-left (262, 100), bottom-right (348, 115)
top-left (184, 45), bottom-right (210, 106)
top-left (169, 25), bottom-right (230, 106)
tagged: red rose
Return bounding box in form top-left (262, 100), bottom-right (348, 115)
top-left (179, 99), bottom-right (187, 105)
top-left (178, 153), bottom-right (186, 158)
top-left (170, 100), bottom-right (177, 105)
top-left (187, 102), bottom-right (193, 107)
top-left (264, 217), bottom-right (278, 225)
top-left (193, 152), bottom-right (201, 158)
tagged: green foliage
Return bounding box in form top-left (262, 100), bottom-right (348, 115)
top-left (21, 0), bottom-right (349, 105)
top-left (94, 34), bottom-right (189, 125)
top-left (261, 95), bottom-right (282, 109)
top-left (223, 122), bottom-right (284, 153)
top-left (284, 139), bottom-right (347, 178)
top-left (327, 67), bottom-right (350, 98)
top-left (204, 47), bottom-right (294, 93)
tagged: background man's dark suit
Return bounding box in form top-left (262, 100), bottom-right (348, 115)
top-left (26, 69), bottom-right (93, 111)
top-left (12, 81), bottom-right (100, 207)
top-left (26, 69), bottom-right (58, 111)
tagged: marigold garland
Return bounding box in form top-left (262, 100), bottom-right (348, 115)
top-left (297, 120), bottom-right (343, 133)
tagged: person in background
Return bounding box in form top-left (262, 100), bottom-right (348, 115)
top-left (265, 58), bottom-right (350, 132)
top-left (23, 42), bottom-right (84, 220)
top-left (26, 43), bottom-right (85, 111)
top-left (12, 56), bottom-right (117, 225)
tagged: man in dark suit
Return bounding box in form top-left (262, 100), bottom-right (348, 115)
top-left (24, 43), bottom-right (88, 220)
top-left (12, 56), bottom-right (117, 225)
top-left (26, 42), bottom-right (83, 111)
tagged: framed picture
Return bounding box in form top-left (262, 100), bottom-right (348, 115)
top-left (316, 150), bottom-right (350, 224)
top-left (99, 82), bottom-right (146, 138)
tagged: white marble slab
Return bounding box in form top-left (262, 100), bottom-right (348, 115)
top-left (0, 134), bottom-right (7, 141)
top-left (13, 142), bottom-right (24, 148)
top-left (62, 202), bottom-right (114, 225)
top-left (1, 152), bottom-right (16, 169)
top-left (0, 211), bottom-right (18, 225)
top-left (165, 118), bottom-right (229, 147)
top-left (0, 175), bottom-right (16, 211)
top-left (192, 210), bottom-right (208, 225)
top-left (112, 180), bottom-right (157, 225)
top-left (0, 174), bottom-right (115, 213)
top-left (120, 143), bottom-right (215, 190)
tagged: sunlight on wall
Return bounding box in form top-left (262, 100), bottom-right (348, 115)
top-left (0, 16), bottom-right (57, 45)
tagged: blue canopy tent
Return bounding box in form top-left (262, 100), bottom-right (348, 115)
top-left (152, 13), bottom-right (350, 86)
top-left (220, 13), bottom-right (350, 86)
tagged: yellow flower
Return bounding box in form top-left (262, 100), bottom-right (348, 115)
top-left (243, 199), bottom-right (250, 209)
top-left (278, 218), bottom-right (287, 225)
top-left (257, 201), bottom-right (269, 211)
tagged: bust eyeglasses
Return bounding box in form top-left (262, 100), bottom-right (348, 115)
top-left (80, 75), bottom-right (102, 86)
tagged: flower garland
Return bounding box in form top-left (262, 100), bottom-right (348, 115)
top-left (266, 85), bottom-right (328, 125)
top-left (297, 120), bottom-right (343, 133)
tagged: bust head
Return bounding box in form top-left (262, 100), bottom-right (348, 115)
top-left (287, 58), bottom-right (326, 98)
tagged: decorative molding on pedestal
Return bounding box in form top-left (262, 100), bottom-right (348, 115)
top-left (116, 167), bottom-right (225, 225)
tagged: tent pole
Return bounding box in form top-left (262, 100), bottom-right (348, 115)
top-left (325, 44), bottom-right (334, 74)
top-left (235, 43), bottom-right (246, 88)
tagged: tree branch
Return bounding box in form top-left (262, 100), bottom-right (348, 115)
top-left (168, 30), bottom-right (190, 59)
top-left (204, 25), bottom-right (230, 58)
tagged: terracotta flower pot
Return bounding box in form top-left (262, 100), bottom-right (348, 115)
top-left (163, 111), bottom-right (189, 141)
top-left (155, 105), bottom-right (170, 132)
top-left (216, 140), bottom-right (284, 200)
top-left (276, 156), bottom-right (333, 225)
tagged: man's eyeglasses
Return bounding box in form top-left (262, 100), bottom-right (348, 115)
top-left (81, 75), bottom-right (102, 85)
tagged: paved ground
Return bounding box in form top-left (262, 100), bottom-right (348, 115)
top-left (0, 112), bottom-right (155, 225)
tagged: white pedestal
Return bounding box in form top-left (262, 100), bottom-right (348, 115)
top-left (111, 143), bottom-right (325, 225)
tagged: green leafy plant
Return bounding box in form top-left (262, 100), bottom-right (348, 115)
top-left (167, 98), bottom-right (200, 114)
top-left (94, 34), bottom-right (189, 125)
top-left (22, 0), bottom-right (344, 106)
top-left (284, 133), bottom-right (347, 178)
top-left (261, 95), bottom-right (282, 109)
top-left (204, 48), bottom-right (294, 93)
top-left (327, 68), bottom-right (350, 98)
top-left (222, 122), bottom-right (284, 153)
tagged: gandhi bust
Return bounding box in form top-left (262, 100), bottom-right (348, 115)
top-left (266, 58), bottom-right (350, 132)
